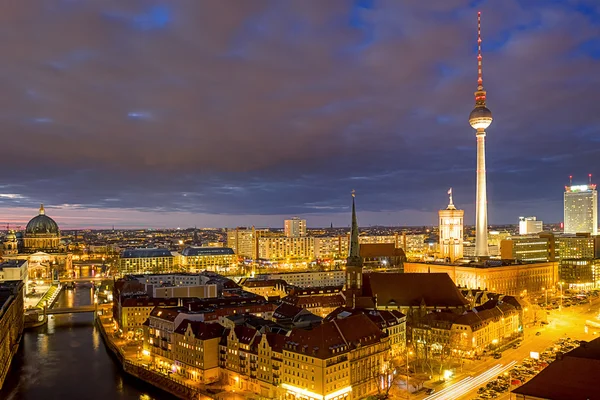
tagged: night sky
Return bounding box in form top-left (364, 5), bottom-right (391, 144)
top-left (1, 0), bottom-right (599, 229)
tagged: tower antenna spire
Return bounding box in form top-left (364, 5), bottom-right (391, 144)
top-left (589, 173), bottom-right (592, 185)
top-left (570, 175), bottom-right (573, 186)
top-left (477, 11), bottom-right (483, 89)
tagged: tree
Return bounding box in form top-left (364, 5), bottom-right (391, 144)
top-left (371, 354), bottom-right (403, 399)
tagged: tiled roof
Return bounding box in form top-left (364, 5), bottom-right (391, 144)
top-left (175, 319), bottom-right (225, 339)
top-left (265, 332), bottom-right (286, 353)
top-left (273, 303), bottom-right (304, 319)
top-left (285, 314), bottom-right (385, 359)
top-left (359, 243), bottom-right (405, 258)
top-left (233, 325), bottom-right (258, 345)
top-left (150, 307), bottom-right (185, 322)
top-left (282, 294), bottom-right (345, 308)
top-left (122, 297), bottom-right (178, 307)
top-left (364, 272), bottom-right (469, 308)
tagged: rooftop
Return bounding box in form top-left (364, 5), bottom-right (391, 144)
top-left (121, 248), bottom-right (173, 258)
top-left (0, 259), bottom-right (27, 269)
top-left (181, 247), bottom-right (235, 256)
top-left (363, 272), bottom-right (470, 308)
top-left (512, 337), bottom-right (600, 400)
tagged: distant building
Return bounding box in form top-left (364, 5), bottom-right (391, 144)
top-left (179, 246), bottom-right (236, 272)
top-left (0, 281), bottom-right (24, 389)
top-left (257, 270), bottom-right (345, 288)
top-left (439, 189), bottom-right (464, 261)
top-left (257, 236), bottom-right (314, 261)
top-left (564, 182), bottom-right (598, 234)
top-left (226, 227), bottom-right (267, 259)
top-left (556, 234), bottom-right (600, 288)
top-left (284, 217), bottom-right (306, 237)
top-left (519, 216), bottom-right (543, 235)
top-left (2, 204), bottom-right (73, 279)
top-left (117, 248), bottom-right (175, 274)
top-left (500, 235), bottom-right (554, 262)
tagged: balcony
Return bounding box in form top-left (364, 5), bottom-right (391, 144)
top-left (272, 365), bottom-right (279, 370)
top-left (220, 349), bottom-right (226, 354)
top-left (250, 366), bottom-right (257, 372)
top-left (239, 354), bottom-right (247, 360)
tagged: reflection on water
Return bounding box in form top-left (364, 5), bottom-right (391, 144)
top-left (1, 285), bottom-right (175, 400)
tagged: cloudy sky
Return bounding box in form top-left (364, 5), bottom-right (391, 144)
top-left (0, 0), bottom-right (599, 229)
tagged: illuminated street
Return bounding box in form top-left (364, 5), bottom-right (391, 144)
top-left (408, 298), bottom-right (600, 400)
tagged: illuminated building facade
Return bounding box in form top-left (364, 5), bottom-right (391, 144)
top-left (117, 248), bottom-right (175, 274)
top-left (226, 227), bottom-right (268, 259)
top-left (179, 246), bottom-right (236, 272)
top-left (0, 281), bottom-right (24, 389)
top-left (438, 188), bottom-right (464, 261)
top-left (468, 12), bottom-right (493, 257)
top-left (500, 236), bottom-right (554, 262)
top-left (257, 236), bottom-right (315, 261)
top-left (2, 205), bottom-right (73, 279)
top-left (284, 217), bottom-right (307, 237)
top-left (519, 217), bottom-right (543, 235)
top-left (258, 270), bottom-right (346, 288)
top-left (404, 261), bottom-right (558, 296)
top-left (564, 182), bottom-right (598, 235)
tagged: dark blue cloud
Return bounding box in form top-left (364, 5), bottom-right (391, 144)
top-left (0, 0), bottom-right (598, 226)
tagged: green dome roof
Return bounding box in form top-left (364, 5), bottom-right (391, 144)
top-left (25, 205), bottom-right (59, 235)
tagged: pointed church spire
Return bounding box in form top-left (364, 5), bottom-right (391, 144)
top-left (349, 190), bottom-right (359, 258)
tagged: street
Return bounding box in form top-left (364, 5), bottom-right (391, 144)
top-left (406, 299), bottom-right (600, 400)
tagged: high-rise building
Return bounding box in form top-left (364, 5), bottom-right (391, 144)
top-left (283, 217), bottom-right (306, 237)
top-left (226, 227), bottom-right (268, 259)
top-left (438, 188), bottom-right (464, 261)
top-left (468, 12), bottom-right (493, 258)
top-left (564, 179), bottom-right (598, 235)
top-left (519, 216), bottom-right (543, 235)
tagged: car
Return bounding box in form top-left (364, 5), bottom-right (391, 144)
top-left (536, 331), bottom-right (542, 336)
top-left (425, 388), bottom-right (435, 395)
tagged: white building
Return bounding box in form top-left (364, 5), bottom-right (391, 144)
top-left (0, 260), bottom-right (29, 293)
top-left (284, 217), bottom-right (306, 237)
top-left (519, 217), bottom-right (543, 235)
top-left (439, 189), bottom-right (464, 261)
top-left (564, 183), bottom-right (598, 235)
top-left (258, 270), bottom-right (345, 288)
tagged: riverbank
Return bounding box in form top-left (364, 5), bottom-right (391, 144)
top-left (96, 312), bottom-right (216, 400)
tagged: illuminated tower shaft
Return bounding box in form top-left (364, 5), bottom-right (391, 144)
top-left (469, 12), bottom-right (493, 257)
top-left (475, 128), bottom-right (488, 256)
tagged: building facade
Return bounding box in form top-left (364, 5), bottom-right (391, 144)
top-left (118, 248), bottom-right (175, 274)
top-left (258, 236), bottom-right (315, 261)
top-left (564, 183), bottom-right (598, 235)
top-left (439, 192), bottom-right (464, 261)
top-left (404, 261), bottom-right (558, 296)
top-left (284, 218), bottom-right (307, 238)
top-left (500, 236), bottom-right (554, 262)
top-left (179, 247), bottom-right (236, 272)
top-left (519, 217), bottom-right (543, 235)
top-left (0, 281), bottom-right (24, 389)
top-left (2, 205), bottom-right (73, 279)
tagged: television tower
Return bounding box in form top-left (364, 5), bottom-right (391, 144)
top-left (469, 11), bottom-right (493, 257)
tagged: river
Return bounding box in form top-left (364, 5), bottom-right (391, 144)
top-left (1, 285), bottom-right (175, 400)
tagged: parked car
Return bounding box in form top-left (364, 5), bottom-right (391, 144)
top-left (536, 331), bottom-right (542, 336)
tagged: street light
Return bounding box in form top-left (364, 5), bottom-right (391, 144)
top-left (559, 282), bottom-right (565, 311)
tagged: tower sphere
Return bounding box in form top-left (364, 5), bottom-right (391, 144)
top-left (469, 106), bottom-right (493, 130)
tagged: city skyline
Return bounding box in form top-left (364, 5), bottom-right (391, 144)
top-left (1, 1), bottom-right (599, 228)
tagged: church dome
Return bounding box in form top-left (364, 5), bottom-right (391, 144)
top-left (25, 204), bottom-right (59, 235)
